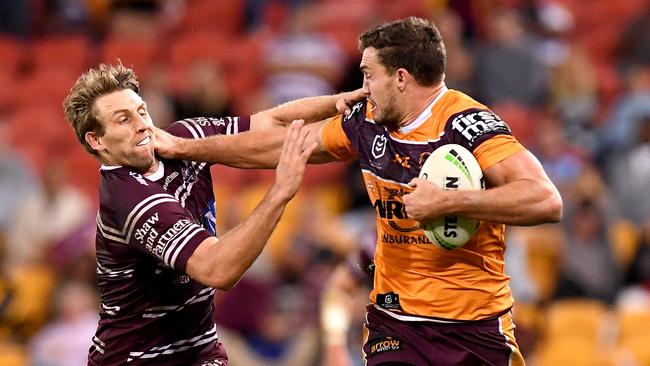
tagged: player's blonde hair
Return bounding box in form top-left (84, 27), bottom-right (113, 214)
top-left (63, 63), bottom-right (140, 155)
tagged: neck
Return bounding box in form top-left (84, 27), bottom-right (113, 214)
top-left (398, 82), bottom-right (446, 128)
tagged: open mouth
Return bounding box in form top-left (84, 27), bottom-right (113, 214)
top-left (368, 99), bottom-right (377, 112)
top-left (137, 136), bottom-right (151, 147)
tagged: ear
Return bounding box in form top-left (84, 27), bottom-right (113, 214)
top-left (85, 131), bottom-right (105, 152)
top-left (396, 68), bottom-right (409, 92)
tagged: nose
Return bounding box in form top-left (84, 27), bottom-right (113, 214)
top-left (133, 113), bottom-right (150, 133)
top-left (362, 80), bottom-right (370, 95)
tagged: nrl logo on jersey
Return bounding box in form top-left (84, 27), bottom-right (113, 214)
top-left (372, 134), bottom-right (388, 159)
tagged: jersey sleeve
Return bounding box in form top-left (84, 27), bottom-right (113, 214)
top-left (444, 108), bottom-right (526, 170)
top-left (103, 172), bottom-right (211, 272)
top-left (166, 116), bottom-right (251, 139)
top-left (320, 101), bottom-right (367, 161)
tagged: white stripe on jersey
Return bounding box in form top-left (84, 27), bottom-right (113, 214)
top-left (162, 223), bottom-right (199, 264)
top-left (179, 162), bottom-right (206, 206)
top-left (170, 227), bottom-right (202, 268)
top-left (92, 336), bottom-right (106, 354)
top-left (101, 303), bottom-right (121, 316)
top-left (127, 324), bottom-right (218, 361)
top-left (361, 168), bottom-right (412, 188)
top-left (142, 288), bottom-right (215, 318)
top-left (97, 193), bottom-right (176, 243)
top-left (125, 197), bottom-right (177, 242)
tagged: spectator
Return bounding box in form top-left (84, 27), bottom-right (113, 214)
top-left (474, 8), bottom-right (548, 106)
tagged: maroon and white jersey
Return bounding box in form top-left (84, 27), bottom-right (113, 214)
top-left (89, 117), bottom-right (249, 365)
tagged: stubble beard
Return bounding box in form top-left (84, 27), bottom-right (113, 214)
top-left (373, 95), bottom-right (401, 130)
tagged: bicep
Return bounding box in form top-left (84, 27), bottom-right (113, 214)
top-left (482, 150), bottom-right (553, 187)
top-left (185, 236), bottom-right (220, 286)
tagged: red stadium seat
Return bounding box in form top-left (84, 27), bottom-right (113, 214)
top-left (0, 69), bottom-right (16, 111)
top-left (64, 149), bottom-right (100, 201)
top-left (101, 37), bottom-right (160, 75)
top-left (7, 105), bottom-right (72, 172)
top-left (14, 69), bottom-right (78, 110)
top-left (0, 36), bottom-right (26, 76)
top-left (180, 0), bottom-right (244, 35)
top-left (31, 35), bottom-right (90, 75)
top-left (169, 31), bottom-right (228, 69)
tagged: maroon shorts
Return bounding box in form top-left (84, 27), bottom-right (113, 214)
top-left (362, 305), bottom-right (525, 366)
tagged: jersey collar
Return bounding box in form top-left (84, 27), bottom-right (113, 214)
top-left (397, 85), bottom-right (448, 134)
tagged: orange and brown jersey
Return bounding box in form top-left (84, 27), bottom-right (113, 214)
top-left (321, 87), bottom-right (526, 321)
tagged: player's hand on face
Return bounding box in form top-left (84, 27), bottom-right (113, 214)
top-left (272, 119), bottom-right (318, 201)
top-left (337, 88), bottom-right (369, 116)
top-left (153, 127), bottom-right (180, 159)
top-left (403, 178), bottom-right (448, 223)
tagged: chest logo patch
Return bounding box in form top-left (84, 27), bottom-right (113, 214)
top-left (372, 134), bottom-right (388, 159)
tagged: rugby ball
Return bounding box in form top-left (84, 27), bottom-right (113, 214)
top-left (419, 144), bottom-right (484, 250)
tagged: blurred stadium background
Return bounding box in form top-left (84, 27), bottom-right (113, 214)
top-left (1, 0), bottom-right (650, 365)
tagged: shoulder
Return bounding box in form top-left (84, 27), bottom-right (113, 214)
top-left (437, 90), bottom-right (513, 149)
top-left (165, 116), bottom-right (247, 138)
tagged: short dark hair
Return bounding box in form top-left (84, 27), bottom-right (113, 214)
top-left (63, 63), bottom-right (140, 155)
top-left (359, 16), bottom-right (446, 86)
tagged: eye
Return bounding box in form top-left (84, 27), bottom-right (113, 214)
top-left (138, 108), bottom-right (147, 117)
top-left (118, 115), bottom-right (129, 123)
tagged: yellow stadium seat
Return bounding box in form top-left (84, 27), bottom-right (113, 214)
top-left (0, 341), bottom-right (28, 366)
top-left (617, 309), bottom-right (650, 365)
top-left (608, 220), bottom-right (640, 269)
top-left (534, 338), bottom-right (614, 366)
top-left (543, 299), bottom-right (609, 344)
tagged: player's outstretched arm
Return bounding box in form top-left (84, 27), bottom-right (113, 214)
top-left (155, 118), bottom-right (337, 168)
top-left (249, 88), bottom-right (367, 130)
top-left (403, 150), bottom-right (563, 226)
top-left (185, 120), bottom-right (317, 290)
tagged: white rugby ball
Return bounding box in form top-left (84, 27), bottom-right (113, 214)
top-left (418, 144), bottom-right (484, 250)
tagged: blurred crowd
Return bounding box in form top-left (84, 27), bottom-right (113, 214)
top-left (1, 0), bottom-right (650, 365)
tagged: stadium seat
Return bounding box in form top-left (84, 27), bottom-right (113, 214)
top-left (169, 31), bottom-right (228, 68)
top-left (534, 338), bottom-right (615, 366)
top-left (0, 341), bottom-right (28, 366)
top-left (31, 35), bottom-right (90, 75)
top-left (0, 36), bottom-right (26, 76)
top-left (617, 308), bottom-right (650, 342)
top-left (0, 68), bottom-right (16, 110)
top-left (180, 0), bottom-right (244, 35)
top-left (7, 105), bottom-right (73, 172)
top-left (101, 37), bottom-right (159, 75)
top-left (64, 149), bottom-right (101, 202)
top-left (14, 69), bottom-right (78, 110)
top-left (543, 299), bottom-right (609, 344)
top-left (3, 264), bottom-right (57, 339)
top-left (609, 220), bottom-right (640, 269)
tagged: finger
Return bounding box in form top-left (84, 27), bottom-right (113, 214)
top-left (301, 141), bottom-right (318, 161)
top-left (293, 122), bottom-right (310, 156)
top-left (336, 99), bottom-right (349, 114)
top-left (408, 178), bottom-right (419, 187)
top-left (285, 120), bottom-right (302, 150)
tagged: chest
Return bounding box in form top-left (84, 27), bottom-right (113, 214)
top-left (355, 125), bottom-right (449, 184)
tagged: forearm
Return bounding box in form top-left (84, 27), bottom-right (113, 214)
top-left (447, 179), bottom-right (562, 225)
top-left (207, 191), bottom-right (288, 289)
top-left (253, 89), bottom-right (365, 130)
top-left (172, 130), bottom-right (282, 168)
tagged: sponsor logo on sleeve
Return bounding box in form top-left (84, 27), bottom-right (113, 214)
top-left (155, 219), bottom-right (193, 255)
top-left (450, 110), bottom-right (511, 145)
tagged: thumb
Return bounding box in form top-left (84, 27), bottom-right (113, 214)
top-left (408, 178), bottom-right (421, 187)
